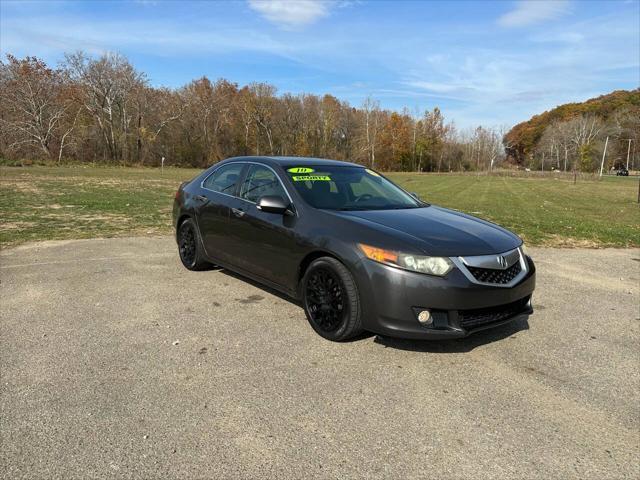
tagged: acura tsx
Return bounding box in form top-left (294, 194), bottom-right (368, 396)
top-left (173, 156), bottom-right (535, 341)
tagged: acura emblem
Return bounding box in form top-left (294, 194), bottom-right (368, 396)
top-left (497, 255), bottom-right (508, 268)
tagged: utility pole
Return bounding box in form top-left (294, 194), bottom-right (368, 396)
top-left (599, 136), bottom-right (609, 178)
top-left (626, 139), bottom-right (632, 170)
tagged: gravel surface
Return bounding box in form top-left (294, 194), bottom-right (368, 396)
top-left (1, 237), bottom-right (639, 479)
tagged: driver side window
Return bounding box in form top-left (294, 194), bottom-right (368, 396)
top-left (240, 165), bottom-right (287, 203)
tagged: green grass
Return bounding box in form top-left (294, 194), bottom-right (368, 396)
top-left (1, 166), bottom-right (638, 248)
top-left (388, 172), bottom-right (639, 247)
top-left (0, 166), bottom-right (197, 247)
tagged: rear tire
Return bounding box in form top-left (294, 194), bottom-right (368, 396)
top-left (177, 218), bottom-right (212, 271)
top-left (301, 257), bottom-right (363, 341)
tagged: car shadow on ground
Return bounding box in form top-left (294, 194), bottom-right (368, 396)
top-left (217, 267), bottom-right (530, 353)
top-left (218, 268), bottom-right (302, 306)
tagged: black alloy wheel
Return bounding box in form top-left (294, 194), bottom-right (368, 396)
top-left (302, 257), bottom-right (362, 341)
top-left (306, 267), bottom-right (346, 332)
top-left (177, 218), bottom-right (212, 271)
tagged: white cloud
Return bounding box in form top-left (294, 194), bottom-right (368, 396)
top-left (404, 81), bottom-right (471, 95)
top-left (248, 0), bottom-right (330, 27)
top-left (0, 15), bottom-right (308, 76)
top-left (498, 0), bottom-right (570, 28)
top-left (401, 5), bottom-right (639, 127)
top-left (531, 31), bottom-right (584, 43)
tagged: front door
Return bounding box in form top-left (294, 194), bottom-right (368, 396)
top-left (228, 164), bottom-right (299, 287)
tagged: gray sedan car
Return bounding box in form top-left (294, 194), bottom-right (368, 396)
top-left (173, 156), bottom-right (535, 341)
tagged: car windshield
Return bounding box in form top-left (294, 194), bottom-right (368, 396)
top-left (285, 166), bottom-right (424, 210)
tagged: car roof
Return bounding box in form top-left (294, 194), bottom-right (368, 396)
top-left (220, 156), bottom-right (361, 168)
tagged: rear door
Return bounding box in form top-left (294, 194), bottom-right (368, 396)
top-left (196, 162), bottom-right (246, 264)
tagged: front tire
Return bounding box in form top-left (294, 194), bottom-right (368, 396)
top-left (301, 257), bottom-right (363, 341)
top-left (177, 218), bottom-right (212, 271)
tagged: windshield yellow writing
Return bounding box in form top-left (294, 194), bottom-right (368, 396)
top-left (292, 175), bottom-right (331, 182)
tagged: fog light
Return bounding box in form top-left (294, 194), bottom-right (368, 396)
top-left (417, 310), bottom-right (432, 326)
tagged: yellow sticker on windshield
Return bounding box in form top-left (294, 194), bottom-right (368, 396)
top-left (365, 168), bottom-right (381, 177)
top-left (292, 175), bottom-right (331, 182)
top-left (288, 167), bottom-right (315, 173)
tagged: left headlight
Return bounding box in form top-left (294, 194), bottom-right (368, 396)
top-left (358, 243), bottom-right (453, 276)
top-left (520, 242), bottom-right (529, 257)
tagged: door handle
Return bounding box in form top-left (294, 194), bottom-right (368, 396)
top-left (194, 194), bottom-right (209, 204)
top-left (231, 207), bottom-right (245, 218)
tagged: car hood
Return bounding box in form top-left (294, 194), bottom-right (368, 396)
top-left (333, 206), bottom-right (521, 256)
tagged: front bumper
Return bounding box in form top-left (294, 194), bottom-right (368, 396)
top-left (352, 255), bottom-right (536, 339)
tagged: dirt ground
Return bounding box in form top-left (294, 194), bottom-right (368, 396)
top-left (1, 237), bottom-right (638, 479)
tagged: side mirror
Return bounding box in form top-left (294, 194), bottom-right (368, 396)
top-left (257, 195), bottom-right (293, 215)
top-left (410, 192), bottom-right (421, 200)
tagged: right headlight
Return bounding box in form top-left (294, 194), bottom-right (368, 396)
top-left (358, 243), bottom-right (453, 276)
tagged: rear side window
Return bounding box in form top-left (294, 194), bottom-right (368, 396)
top-left (203, 163), bottom-right (244, 195)
top-left (239, 165), bottom-right (287, 203)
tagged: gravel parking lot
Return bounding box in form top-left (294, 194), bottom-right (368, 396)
top-left (1, 237), bottom-right (639, 479)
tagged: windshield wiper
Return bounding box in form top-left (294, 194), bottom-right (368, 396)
top-left (336, 205), bottom-right (427, 211)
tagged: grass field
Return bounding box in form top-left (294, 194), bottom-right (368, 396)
top-left (1, 166), bottom-right (638, 248)
top-left (391, 172), bottom-right (639, 247)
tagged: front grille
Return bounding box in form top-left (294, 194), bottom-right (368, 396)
top-left (467, 261), bottom-right (521, 284)
top-left (458, 296), bottom-right (530, 329)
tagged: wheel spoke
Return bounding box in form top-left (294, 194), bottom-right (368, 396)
top-left (305, 267), bottom-right (348, 333)
top-left (179, 225), bottom-right (196, 265)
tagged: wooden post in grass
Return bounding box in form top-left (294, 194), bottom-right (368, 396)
top-left (626, 139), bottom-right (632, 170)
top-left (599, 136), bottom-right (609, 178)
top-left (161, 156), bottom-right (165, 174)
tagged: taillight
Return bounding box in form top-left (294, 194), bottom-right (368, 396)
top-left (174, 189), bottom-right (181, 200)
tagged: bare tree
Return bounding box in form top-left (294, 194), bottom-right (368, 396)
top-left (63, 52), bottom-right (146, 163)
top-left (463, 125), bottom-right (504, 172)
top-left (610, 107), bottom-right (640, 169)
top-left (555, 121), bottom-right (575, 171)
top-left (567, 115), bottom-right (602, 172)
top-left (361, 96), bottom-right (380, 168)
top-left (249, 83), bottom-right (277, 155)
top-left (0, 55), bottom-right (73, 159)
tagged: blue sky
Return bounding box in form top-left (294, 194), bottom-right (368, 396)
top-left (1, 0), bottom-right (638, 128)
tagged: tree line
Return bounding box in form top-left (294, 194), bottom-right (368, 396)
top-left (505, 90), bottom-right (639, 172)
top-left (1, 52), bottom-right (507, 171)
